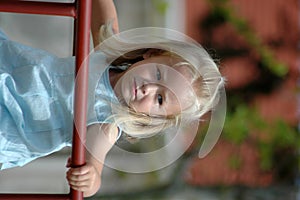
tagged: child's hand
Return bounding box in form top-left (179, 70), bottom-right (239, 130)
top-left (65, 124), bottom-right (116, 196)
top-left (66, 157), bottom-right (101, 197)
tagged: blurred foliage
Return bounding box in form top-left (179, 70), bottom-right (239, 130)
top-left (152, 0), bottom-right (169, 15)
top-left (228, 154), bottom-right (242, 170)
top-left (200, 0), bottom-right (299, 179)
top-left (223, 104), bottom-right (251, 145)
top-left (223, 103), bottom-right (299, 171)
top-left (203, 0), bottom-right (288, 77)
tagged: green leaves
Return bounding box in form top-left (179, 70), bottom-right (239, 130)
top-left (223, 103), bottom-right (299, 171)
top-left (223, 105), bottom-right (250, 145)
top-left (152, 0), bottom-right (169, 15)
top-left (204, 0), bottom-right (289, 77)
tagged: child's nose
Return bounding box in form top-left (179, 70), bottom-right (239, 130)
top-left (142, 83), bottom-right (159, 95)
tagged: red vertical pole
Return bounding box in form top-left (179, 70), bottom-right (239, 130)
top-left (71, 0), bottom-right (92, 200)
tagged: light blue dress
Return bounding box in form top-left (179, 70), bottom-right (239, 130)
top-left (0, 30), bottom-right (120, 169)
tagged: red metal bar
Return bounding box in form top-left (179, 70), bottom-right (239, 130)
top-left (71, 0), bottom-right (92, 199)
top-left (0, 0), bottom-right (76, 17)
top-left (0, 194), bottom-right (70, 200)
top-left (73, 16), bottom-right (78, 57)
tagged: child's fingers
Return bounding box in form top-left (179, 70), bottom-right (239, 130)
top-left (67, 176), bottom-right (90, 191)
top-left (65, 157), bottom-right (72, 168)
top-left (70, 185), bottom-right (90, 192)
top-left (66, 172), bottom-right (89, 188)
top-left (66, 163), bottom-right (99, 193)
top-left (66, 165), bottom-right (95, 184)
top-left (68, 179), bottom-right (90, 189)
top-left (66, 173), bottom-right (93, 192)
top-left (68, 179), bottom-right (89, 187)
top-left (67, 165), bottom-right (90, 175)
top-left (67, 171), bottom-right (91, 182)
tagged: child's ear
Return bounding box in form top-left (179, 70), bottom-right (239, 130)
top-left (142, 49), bottom-right (164, 59)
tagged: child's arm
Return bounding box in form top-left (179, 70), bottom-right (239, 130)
top-left (91, 0), bottom-right (119, 47)
top-left (66, 123), bottom-right (119, 197)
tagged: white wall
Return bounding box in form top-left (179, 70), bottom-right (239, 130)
top-left (115, 0), bottom-right (185, 32)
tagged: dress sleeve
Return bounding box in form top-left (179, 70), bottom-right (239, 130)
top-left (0, 28), bottom-right (8, 41)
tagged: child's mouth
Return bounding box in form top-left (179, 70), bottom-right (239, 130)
top-left (133, 79), bottom-right (137, 99)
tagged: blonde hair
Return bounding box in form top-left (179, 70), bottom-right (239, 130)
top-left (97, 23), bottom-right (225, 139)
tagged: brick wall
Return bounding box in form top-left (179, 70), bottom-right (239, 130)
top-left (184, 0), bottom-right (299, 186)
top-left (186, 0), bottom-right (299, 126)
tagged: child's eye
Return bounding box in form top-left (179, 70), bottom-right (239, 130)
top-left (157, 94), bottom-right (163, 105)
top-left (156, 68), bottom-right (161, 80)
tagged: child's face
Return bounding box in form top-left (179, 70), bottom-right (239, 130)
top-left (114, 55), bottom-right (193, 117)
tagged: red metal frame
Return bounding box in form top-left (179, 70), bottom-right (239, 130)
top-left (0, 0), bottom-right (92, 199)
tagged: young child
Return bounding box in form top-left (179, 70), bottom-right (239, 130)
top-left (0, 2), bottom-right (224, 198)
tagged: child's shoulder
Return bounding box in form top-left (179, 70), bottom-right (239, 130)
top-left (88, 123), bottom-right (120, 143)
